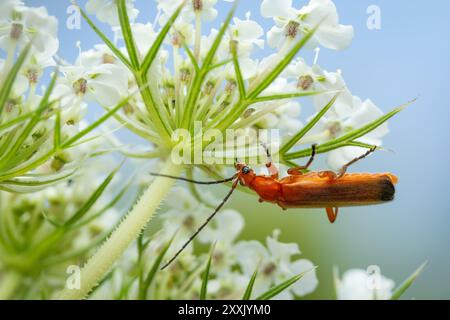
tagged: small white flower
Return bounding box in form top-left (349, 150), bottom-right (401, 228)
top-left (230, 14), bottom-right (264, 55)
top-left (198, 208), bottom-right (244, 244)
top-left (157, 0), bottom-right (218, 23)
top-left (204, 271), bottom-right (249, 299)
top-left (86, 0), bottom-right (138, 26)
top-left (305, 96), bottom-right (389, 170)
top-left (312, 71), bottom-right (354, 119)
top-left (20, 51), bottom-right (56, 86)
top-left (223, 56), bottom-right (259, 82)
top-left (77, 44), bottom-right (122, 69)
top-left (53, 62), bottom-right (128, 108)
top-left (285, 59), bottom-right (354, 119)
top-left (336, 268), bottom-right (395, 300)
top-left (256, 78), bottom-right (302, 135)
top-left (128, 23), bottom-right (158, 55)
top-left (170, 21), bottom-right (195, 47)
top-left (188, 0), bottom-right (219, 22)
top-left (161, 187), bottom-right (244, 248)
top-left (156, 0), bottom-right (182, 23)
top-left (261, 0), bottom-right (353, 51)
top-left (199, 28), bottom-right (225, 61)
top-left (160, 187), bottom-right (214, 246)
top-left (0, 3), bottom-right (58, 57)
top-left (234, 230), bottom-right (318, 299)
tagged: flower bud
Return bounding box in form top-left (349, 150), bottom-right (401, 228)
top-left (203, 81), bottom-right (215, 95)
top-left (50, 152), bottom-right (71, 172)
top-left (243, 108), bottom-right (255, 118)
top-left (225, 80), bottom-right (236, 94)
top-left (123, 103), bottom-right (134, 115)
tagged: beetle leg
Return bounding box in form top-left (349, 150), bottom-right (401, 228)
top-left (260, 142), bottom-right (279, 179)
top-left (276, 201), bottom-right (288, 211)
top-left (326, 207), bottom-right (338, 223)
top-left (287, 144), bottom-right (317, 175)
top-left (286, 167), bottom-right (303, 175)
top-left (337, 146), bottom-right (377, 178)
top-left (318, 170), bottom-right (337, 180)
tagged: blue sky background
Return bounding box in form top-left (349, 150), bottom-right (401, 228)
top-left (22, 0), bottom-right (450, 299)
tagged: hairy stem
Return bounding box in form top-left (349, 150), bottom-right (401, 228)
top-left (55, 159), bottom-right (182, 300)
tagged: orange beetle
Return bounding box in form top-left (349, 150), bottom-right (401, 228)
top-left (153, 144), bottom-right (398, 269)
top-left (235, 144), bottom-right (398, 223)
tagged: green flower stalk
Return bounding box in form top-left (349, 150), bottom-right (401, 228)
top-left (57, 160), bottom-right (181, 299)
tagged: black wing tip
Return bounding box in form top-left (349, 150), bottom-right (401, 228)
top-left (380, 178), bottom-right (396, 201)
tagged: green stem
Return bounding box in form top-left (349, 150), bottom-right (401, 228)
top-left (194, 13), bottom-right (202, 60)
top-left (55, 159), bottom-right (182, 300)
top-left (0, 41), bottom-right (17, 82)
top-left (0, 271), bottom-right (21, 300)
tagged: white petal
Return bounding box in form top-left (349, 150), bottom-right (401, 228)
top-left (87, 81), bottom-right (122, 106)
top-left (290, 259), bottom-right (319, 296)
top-left (301, 0), bottom-right (339, 25)
top-left (337, 268), bottom-right (395, 300)
top-left (201, 8), bottom-right (218, 21)
top-left (261, 0), bottom-right (292, 18)
top-left (267, 26), bottom-right (285, 48)
top-left (327, 146), bottom-right (376, 170)
top-left (316, 24), bottom-right (354, 51)
top-left (266, 235), bottom-right (300, 261)
top-left (234, 240), bottom-right (269, 275)
top-left (233, 17), bottom-right (264, 41)
top-left (198, 209), bottom-right (244, 244)
top-left (345, 99), bottom-right (389, 138)
top-left (326, 147), bottom-right (353, 170)
top-left (238, 57), bottom-right (258, 79)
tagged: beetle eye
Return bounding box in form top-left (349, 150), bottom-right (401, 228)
top-left (242, 166), bottom-right (250, 174)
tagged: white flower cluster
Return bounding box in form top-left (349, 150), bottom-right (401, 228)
top-left (79, 0), bottom-right (391, 169)
top-left (0, 0), bottom-right (105, 179)
top-left (0, 0), bottom-right (404, 300)
top-left (0, 0), bottom-right (58, 105)
top-left (92, 186), bottom-right (318, 300)
top-left (0, 160), bottom-right (122, 297)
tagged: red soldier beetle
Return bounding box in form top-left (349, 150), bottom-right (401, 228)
top-left (152, 144), bottom-right (398, 269)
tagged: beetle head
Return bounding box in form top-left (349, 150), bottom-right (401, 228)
top-left (235, 162), bottom-right (256, 186)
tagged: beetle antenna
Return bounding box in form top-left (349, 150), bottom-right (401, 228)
top-left (161, 178), bottom-right (239, 270)
top-left (150, 172), bottom-right (236, 185)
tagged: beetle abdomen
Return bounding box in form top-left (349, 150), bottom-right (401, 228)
top-left (278, 173), bottom-right (396, 208)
